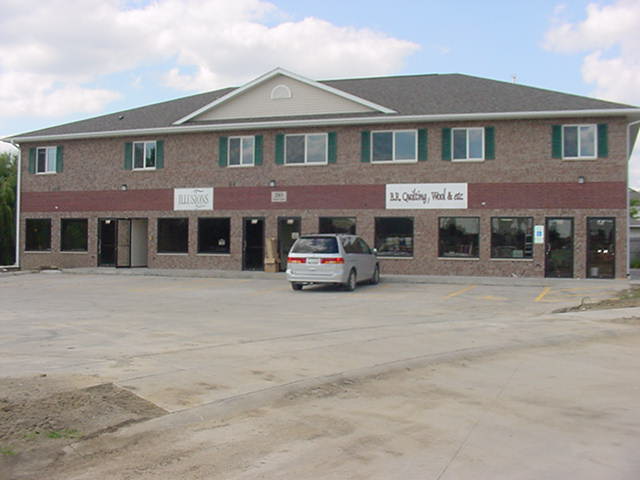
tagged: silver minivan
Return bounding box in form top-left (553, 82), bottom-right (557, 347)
top-left (286, 234), bottom-right (380, 291)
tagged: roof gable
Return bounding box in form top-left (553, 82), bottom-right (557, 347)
top-left (174, 68), bottom-right (395, 124)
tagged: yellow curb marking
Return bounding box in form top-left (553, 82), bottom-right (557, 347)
top-left (446, 285), bottom-right (477, 298)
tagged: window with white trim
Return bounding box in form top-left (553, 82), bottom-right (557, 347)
top-left (371, 130), bottom-right (417, 162)
top-left (452, 128), bottom-right (484, 161)
top-left (563, 125), bottom-right (596, 159)
top-left (133, 141), bottom-right (157, 169)
top-left (36, 146), bottom-right (57, 174)
top-left (285, 133), bottom-right (327, 165)
top-left (228, 136), bottom-right (255, 167)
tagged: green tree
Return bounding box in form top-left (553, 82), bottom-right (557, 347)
top-left (631, 197), bottom-right (640, 219)
top-left (0, 151), bottom-right (17, 265)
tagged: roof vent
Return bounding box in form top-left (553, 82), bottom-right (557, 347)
top-left (270, 84), bottom-right (292, 100)
top-left (118, 115), bottom-right (125, 120)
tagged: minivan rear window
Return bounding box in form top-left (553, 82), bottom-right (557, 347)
top-left (291, 237), bottom-right (339, 254)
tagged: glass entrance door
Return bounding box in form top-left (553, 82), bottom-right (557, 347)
top-left (587, 218), bottom-right (615, 279)
top-left (243, 217), bottom-right (265, 271)
top-left (545, 218), bottom-right (574, 278)
top-left (98, 219), bottom-right (117, 266)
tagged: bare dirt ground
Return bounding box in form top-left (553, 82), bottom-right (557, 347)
top-left (555, 286), bottom-right (640, 312)
top-left (0, 375), bottom-right (165, 480)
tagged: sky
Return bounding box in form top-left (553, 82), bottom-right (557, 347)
top-left (0, 0), bottom-right (639, 185)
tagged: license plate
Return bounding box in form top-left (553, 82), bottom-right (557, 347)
top-left (307, 258), bottom-right (320, 265)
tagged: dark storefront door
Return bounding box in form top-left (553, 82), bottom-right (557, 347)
top-left (98, 219), bottom-right (117, 266)
top-left (587, 218), bottom-right (615, 279)
top-left (243, 217), bottom-right (265, 271)
top-left (277, 217), bottom-right (301, 271)
top-left (545, 218), bottom-right (574, 278)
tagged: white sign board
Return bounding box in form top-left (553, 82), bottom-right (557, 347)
top-left (271, 191), bottom-right (287, 203)
top-left (386, 183), bottom-right (467, 209)
top-left (534, 225), bottom-right (545, 244)
top-left (174, 188), bottom-right (214, 211)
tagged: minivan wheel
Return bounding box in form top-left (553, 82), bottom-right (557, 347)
top-left (291, 282), bottom-right (303, 291)
top-left (345, 269), bottom-right (357, 291)
top-left (370, 265), bottom-right (380, 285)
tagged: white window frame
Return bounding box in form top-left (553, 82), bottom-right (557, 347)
top-left (370, 130), bottom-right (418, 163)
top-left (562, 124), bottom-right (597, 160)
top-left (227, 136), bottom-right (255, 167)
top-left (132, 141), bottom-right (157, 170)
top-left (36, 146), bottom-right (57, 174)
top-left (284, 133), bottom-right (328, 166)
top-left (452, 127), bottom-right (485, 162)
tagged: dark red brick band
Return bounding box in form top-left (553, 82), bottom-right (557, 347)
top-left (21, 182), bottom-right (626, 212)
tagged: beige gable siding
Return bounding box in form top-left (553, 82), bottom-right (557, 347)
top-left (195, 75), bottom-right (374, 121)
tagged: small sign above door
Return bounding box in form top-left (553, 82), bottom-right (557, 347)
top-left (174, 188), bottom-right (214, 210)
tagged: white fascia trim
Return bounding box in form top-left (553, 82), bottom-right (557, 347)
top-left (172, 67), bottom-right (396, 125)
top-left (7, 108), bottom-right (640, 143)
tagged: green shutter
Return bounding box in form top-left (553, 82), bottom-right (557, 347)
top-left (551, 125), bottom-right (562, 158)
top-left (28, 148), bottom-right (36, 174)
top-left (218, 136), bottom-right (228, 167)
top-left (254, 135), bottom-right (263, 166)
top-left (328, 132), bottom-right (337, 164)
top-left (275, 134), bottom-right (284, 165)
top-left (55, 145), bottom-right (64, 172)
top-left (484, 127), bottom-right (495, 160)
top-left (155, 140), bottom-right (164, 169)
top-left (597, 124), bottom-right (608, 158)
top-left (124, 142), bottom-right (133, 170)
top-left (441, 128), bottom-right (451, 160)
top-left (361, 131), bottom-right (370, 163)
top-left (417, 129), bottom-right (428, 161)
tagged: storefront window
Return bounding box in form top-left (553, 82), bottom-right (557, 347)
top-left (198, 218), bottom-right (230, 254)
top-left (319, 217), bottom-right (356, 234)
top-left (491, 217), bottom-right (533, 259)
top-left (375, 217), bottom-right (413, 257)
top-left (439, 217), bottom-right (479, 258)
top-left (61, 219), bottom-right (88, 252)
top-left (157, 218), bottom-right (188, 253)
top-left (25, 219), bottom-right (51, 251)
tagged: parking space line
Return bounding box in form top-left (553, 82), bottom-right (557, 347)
top-left (446, 285), bottom-right (476, 299)
top-left (534, 287), bottom-right (551, 302)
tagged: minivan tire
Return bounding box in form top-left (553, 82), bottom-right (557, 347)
top-left (345, 269), bottom-right (357, 291)
top-left (291, 282), bottom-right (303, 291)
top-left (370, 265), bottom-right (380, 285)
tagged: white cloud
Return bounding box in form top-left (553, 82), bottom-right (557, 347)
top-left (0, 0), bottom-right (418, 118)
top-left (543, 0), bottom-right (640, 105)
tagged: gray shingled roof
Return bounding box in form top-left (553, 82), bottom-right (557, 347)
top-left (12, 73), bottom-right (638, 139)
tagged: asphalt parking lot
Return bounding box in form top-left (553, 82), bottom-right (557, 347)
top-left (2, 271), bottom-right (640, 479)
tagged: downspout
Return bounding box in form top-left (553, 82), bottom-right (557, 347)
top-left (626, 120), bottom-right (640, 278)
top-left (11, 141), bottom-right (20, 269)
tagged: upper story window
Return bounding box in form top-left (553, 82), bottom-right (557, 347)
top-left (228, 136), bottom-right (255, 167)
top-left (371, 130), bottom-right (417, 163)
top-left (37, 146), bottom-right (57, 173)
top-left (134, 141), bottom-right (157, 169)
top-left (124, 141), bottom-right (164, 170)
top-left (442, 127), bottom-right (494, 161)
top-left (285, 133), bottom-right (327, 165)
top-left (29, 146), bottom-right (63, 174)
top-left (452, 127), bottom-right (484, 161)
top-left (552, 124), bottom-right (607, 160)
top-left (563, 125), bottom-right (596, 159)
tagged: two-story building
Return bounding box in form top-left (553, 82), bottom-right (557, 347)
top-left (8, 68), bottom-right (640, 278)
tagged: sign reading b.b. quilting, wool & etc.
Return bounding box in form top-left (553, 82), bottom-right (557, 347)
top-left (385, 183), bottom-right (467, 209)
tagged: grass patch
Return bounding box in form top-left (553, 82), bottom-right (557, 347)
top-left (1, 446), bottom-right (16, 456)
top-left (46, 429), bottom-right (81, 439)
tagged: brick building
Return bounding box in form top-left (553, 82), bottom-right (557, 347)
top-left (9, 68), bottom-right (640, 278)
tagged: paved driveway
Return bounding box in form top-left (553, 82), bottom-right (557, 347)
top-left (0, 272), bottom-right (631, 412)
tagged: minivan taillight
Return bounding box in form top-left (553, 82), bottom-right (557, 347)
top-left (288, 257), bottom-right (306, 264)
top-left (321, 257), bottom-right (344, 264)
